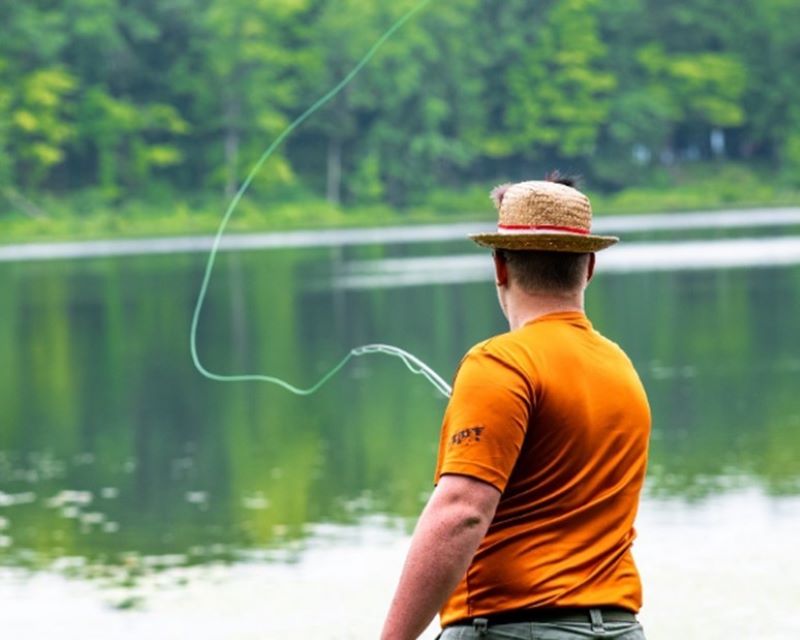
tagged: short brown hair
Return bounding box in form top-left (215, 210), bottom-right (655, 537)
top-left (495, 250), bottom-right (590, 294)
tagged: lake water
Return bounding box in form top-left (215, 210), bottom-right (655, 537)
top-left (1, 215), bottom-right (800, 639)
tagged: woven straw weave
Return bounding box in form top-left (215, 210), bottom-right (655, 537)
top-left (501, 181), bottom-right (592, 231)
top-left (469, 180), bottom-right (618, 253)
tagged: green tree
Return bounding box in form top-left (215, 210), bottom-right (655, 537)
top-left (294, 0), bottom-right (487, 206)
top-left (593, 0), bottom-right (748, 186)
top-left (502, 0), bottom-right (617, 161)
top-left (636, 44), bottom-right (746, 131)
top-left (78, 88), bottom-right (188, 196)
top-left (1, 0), bottom-right (799, 211)
top-left (192, 0), bottom-right (309, 198)
top-left (0, 1), bottom-right (72, 191)
top-left (733, 0), bottom-right (800, 182)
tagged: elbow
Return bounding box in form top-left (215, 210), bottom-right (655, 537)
top-left (440, 500), bottom-right (495, 538)
top-left (459, 511), bottom-right (489, 532)
top-left (431, 474), bottom-right (501, 537)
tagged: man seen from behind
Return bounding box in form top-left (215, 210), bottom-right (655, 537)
top-left (381, 175), bottom-right (651, 640)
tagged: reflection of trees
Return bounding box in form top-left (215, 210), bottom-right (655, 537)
top-left (1, 252), bottom-right (799, 581)
top-left (589, 266), bottom-right (800, 497)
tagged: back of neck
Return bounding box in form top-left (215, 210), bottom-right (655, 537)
top-left (506, 291), bottom-right (584, 331)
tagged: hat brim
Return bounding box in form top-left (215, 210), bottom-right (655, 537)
top-left (469, 232), bottom-right (618, 253)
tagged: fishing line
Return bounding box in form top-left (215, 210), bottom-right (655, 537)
top-left (190, 0), bottom-right (452, 398)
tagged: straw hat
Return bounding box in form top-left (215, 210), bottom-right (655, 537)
top-left (470, 180), bottom-right (618, 252)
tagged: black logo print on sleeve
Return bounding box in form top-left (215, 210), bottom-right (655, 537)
top-left (451, 426), bottom-right (486, 446)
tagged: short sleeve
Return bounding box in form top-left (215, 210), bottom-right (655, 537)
top-left (434, 345), bottom-right (532, 492)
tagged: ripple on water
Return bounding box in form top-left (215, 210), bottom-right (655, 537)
top-left (46, 490), bottom-right (93, 508)
top-left (0, 492), bottom-right (36, 507)
top-left (241, 493), bottom-right (270, 510)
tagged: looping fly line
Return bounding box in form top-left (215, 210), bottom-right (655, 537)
top-left (190, 0), bottom-right (452, 398)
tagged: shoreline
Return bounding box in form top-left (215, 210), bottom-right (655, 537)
top-left (1, 207), bottom-right (799, 263)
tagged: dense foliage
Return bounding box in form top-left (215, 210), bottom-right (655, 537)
top-left (1, 0), bottom-right (799, 210)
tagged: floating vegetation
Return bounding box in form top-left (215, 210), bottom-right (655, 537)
top-left (241, 493), bottom-right (271, 511)
top-left (47, 490), bottom-right (93, 508)
top-left (0, 492), bottom-right (36, 507)
top-left (185, 491), bottom-right (209, 505)
top-left (111, 595), bottom-right (144, 611)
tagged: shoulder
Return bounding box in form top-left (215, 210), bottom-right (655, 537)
top-left (454, 332), bottom-right (535, 393)
top-left (465, 330), bottom-right (525, 360)
top-left (592, 328), bottom-right (639, 368)
top-left (458, 332), bottom-right (518, 373)
top-left (467, 325), bottom-right (547, 370)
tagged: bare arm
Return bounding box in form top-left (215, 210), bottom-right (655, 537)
top-left (381, 474), bottom-right (501, 640)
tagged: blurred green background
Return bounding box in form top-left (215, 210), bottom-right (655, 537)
top-left (2, 0), bottom-right (800, 242)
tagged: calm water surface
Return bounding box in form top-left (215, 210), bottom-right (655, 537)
top-left (1, 226), bottom-right (799, 639)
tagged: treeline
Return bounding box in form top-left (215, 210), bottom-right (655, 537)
top-left (1, 0), bottom-right (799, 209)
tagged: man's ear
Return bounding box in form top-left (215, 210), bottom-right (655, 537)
top-left (493, 251), bottom-right (509, 287)
top-left (587, 253), bottom-right (596, 283)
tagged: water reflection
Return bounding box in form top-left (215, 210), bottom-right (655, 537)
top-left (333, 236), bottom-right (800, 289)
top-left (1, 240), bottom-right (799, 612)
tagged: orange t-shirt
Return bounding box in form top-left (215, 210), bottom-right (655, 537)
top-left (434, 311), bottom-right (651, 626)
